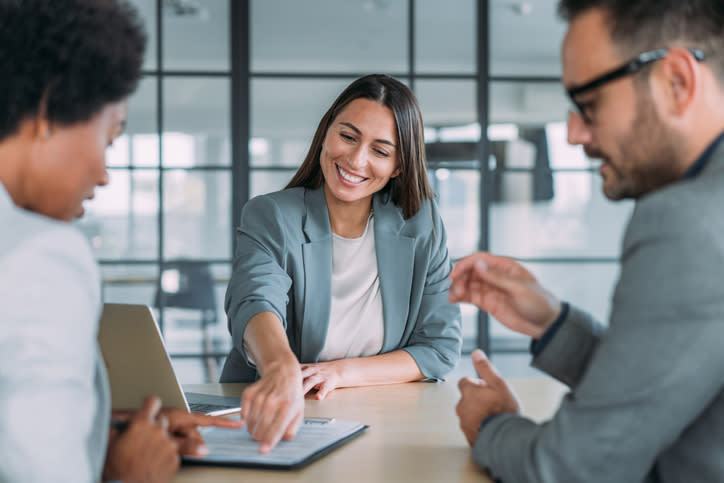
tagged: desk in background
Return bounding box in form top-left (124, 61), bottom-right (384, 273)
top-left (175, 378), bottom-right (567, 483)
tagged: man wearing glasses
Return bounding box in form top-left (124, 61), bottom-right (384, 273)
top-left (450, 0), bottom-right (724, 481)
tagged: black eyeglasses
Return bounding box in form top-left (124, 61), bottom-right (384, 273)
top-left (567, 48), bottom-right (706, 123)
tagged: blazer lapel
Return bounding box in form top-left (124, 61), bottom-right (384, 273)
top-left (373, 193), bottom-right (414, 353)
top-left (300, 188), bottom-right (333, 362)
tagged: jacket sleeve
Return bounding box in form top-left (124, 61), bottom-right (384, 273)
top-left (0, 227), bottom-right (101, 483)
top-left (225, 195), bottom-right (292, 362)
top-left (401, 201), bottom-right (462, 380)
top-left (531, 304), bottom-right (606, 388)
top-left (471, 210), bottom-right (724, 482)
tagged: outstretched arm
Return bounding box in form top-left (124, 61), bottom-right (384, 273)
top-left (239, 312), bottom-right (304, 453)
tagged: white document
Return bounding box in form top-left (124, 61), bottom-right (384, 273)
top-left (183, 417), bottom-right (367, 469)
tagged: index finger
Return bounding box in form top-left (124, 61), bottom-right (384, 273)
top-left (172, 412), bottom-right (244, 429)
top-left (258, 409), bottom-right (294, 453)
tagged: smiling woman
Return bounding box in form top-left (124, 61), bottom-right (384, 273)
top-left (221, 74), bottom-right (462, 453)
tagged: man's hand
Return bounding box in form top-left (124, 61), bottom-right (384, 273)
top-left (160, 408), bottom-right (244, 456)
top-left (103, 396), bottom-right (179, 483)
top-left (449, 252), bottom-right (561, 339)
top-left (301, 360), bottom-right (346, 400)
top-left (456, 350), bottom-right (521, 446)
top-left (110, 407), bottom-right (245, 457)
top-left (241, 357), bottom-right (304, 454)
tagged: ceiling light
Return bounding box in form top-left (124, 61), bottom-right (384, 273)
top-left (511, 2), bottom-right (533, 16)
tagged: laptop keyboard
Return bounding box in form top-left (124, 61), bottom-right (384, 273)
top-left (189, 403), bottom-right (231, 414)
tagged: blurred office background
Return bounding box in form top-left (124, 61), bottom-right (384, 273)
top-left (78, 0), bottom-right (633, 382)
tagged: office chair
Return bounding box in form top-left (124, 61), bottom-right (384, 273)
top-left (154, 260), bottom-right (225, 382)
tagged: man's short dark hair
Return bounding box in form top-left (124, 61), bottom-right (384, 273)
top-left (0, 0), bottom-right (147, 141)
top-left (558, 0), bottom-right (724, 82)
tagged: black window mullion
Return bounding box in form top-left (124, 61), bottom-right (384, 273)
top-left (155, 0), bottom-right (165, 333)
top-left (476, 0), bottom-right (491, 353)
top-left (231, 0), bottom-right (250, 256)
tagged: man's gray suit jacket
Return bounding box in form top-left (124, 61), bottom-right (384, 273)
top-left (474, 142), bottom-right (724, 482)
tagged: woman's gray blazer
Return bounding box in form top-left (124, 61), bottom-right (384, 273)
top-left (220, 186), bottom-right (462, 383)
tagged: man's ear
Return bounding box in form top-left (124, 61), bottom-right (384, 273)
top-left (656, 47), bottom-right (700, 118)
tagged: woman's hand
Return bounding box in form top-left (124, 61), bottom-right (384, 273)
top-left (301, 360), bottom-right (347, 400)
top-left (241, 357), bottom-right (304, 453)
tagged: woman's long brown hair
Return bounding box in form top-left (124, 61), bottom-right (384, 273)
top-left (285, 74), bottom-right (433, 219)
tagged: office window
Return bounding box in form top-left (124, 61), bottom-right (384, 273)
top-left (415, 0), bottom-right (475, 74)
top-left (162, 78), bottom-right (231, 167)
top-left (82, 0), bottom-right (635, 381)
top-left (417, 80), bottom-right (480, 338)
top-left (490, 171), bottom-right (633, 258)
top-left (162, 0), bottom-right (230, 71)
top-left (250, 78), bottom-right (356, 168)
top-left (162, 170), bottom-right (231, 260)
top-left (250, 171), bottom-right (296, 198)
top-left (79, 0), bottom-right (234, 383)
top-left (431, 169), bottom-right (480, 261)
top-left (486, 77), bottom-right (631, 349)
top-left (490, 1), bottom-right (566, 77)
top-left (101, 265), bottom-right (158, 306)
top-left (80, 170), bottom-right (160, 260)
top-left (129, 0), bottom-right (157, 70)
top-left (251, 0), bottom-right (408, 74)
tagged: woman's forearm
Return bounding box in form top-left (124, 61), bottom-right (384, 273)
top-left (336, 350), bottom-right (424, 387)
top-left (242, 311), bottom-right (298, 374)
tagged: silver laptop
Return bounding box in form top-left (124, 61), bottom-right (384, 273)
top-left (98, 303), bottom-right (240, 416)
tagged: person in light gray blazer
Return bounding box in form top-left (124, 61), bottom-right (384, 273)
top-left (0, 1), bottom-right (176, 481)
top-left (221, 74), bottom-right (462, 453)
top-left (450, 1), bottom-right (724, 482)
top-left (0, 2), bottom-right (239, 482)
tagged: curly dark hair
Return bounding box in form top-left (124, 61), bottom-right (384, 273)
top-left (557, 0), bottom-right (724, 82)
top-left (0, 0), bottom-right (147, 141)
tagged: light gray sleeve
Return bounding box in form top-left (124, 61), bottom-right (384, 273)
top-left (0, 227), bottom-right (101, 483)
top-left (532, 304), bottom-right (606, 388)
top-left (402, 201), bottom-right (462, 380)
top-left (471, 213), bottom-right (724, 482)
top-left (224, 195), bottom-right (293, 362)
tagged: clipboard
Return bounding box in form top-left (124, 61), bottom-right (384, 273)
top-left (183, 417), bottom-right (368, 470)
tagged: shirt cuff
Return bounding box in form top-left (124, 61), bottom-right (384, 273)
top-left (479, 413), bottom-right (500, 432)
top-left (529, 301), bottom-right (569, 357)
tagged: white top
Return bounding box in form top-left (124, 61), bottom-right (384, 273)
top-left (0, 182), bottom-right (109, 482)
top-left (318, 215), bottom-right (384, 362)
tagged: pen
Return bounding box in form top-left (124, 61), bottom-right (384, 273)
top-left (110, 418), bottom-right (129, 432)
top-left (304, 417), bottom-right (335, 425)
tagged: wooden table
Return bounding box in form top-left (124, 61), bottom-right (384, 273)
top-left (175, 378), bottom-right (567, 482)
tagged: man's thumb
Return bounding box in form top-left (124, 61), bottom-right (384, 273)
top-left (472, 349), bottom-right (501, 384)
